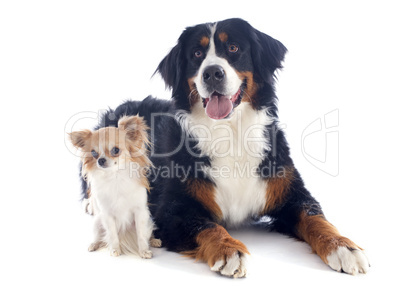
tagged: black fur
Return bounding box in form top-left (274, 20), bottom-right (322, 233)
top-left (81, 18), bottom-right (323, 254)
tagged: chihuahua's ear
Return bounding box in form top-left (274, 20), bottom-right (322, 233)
top-left (118, 116), bottom-right (149, 143)
top-left (69, 130), bottom-right (92, 149)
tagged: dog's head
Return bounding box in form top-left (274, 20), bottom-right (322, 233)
top-left (69, 116), bottom-right (151, 183)
top-left (156, 18), bottom-right (287, 119)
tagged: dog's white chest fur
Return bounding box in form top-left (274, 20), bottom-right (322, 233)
top-left (88, 166), bottom-right (154, 257)
top-left (90, 168), bottom-right (147, 231)
top-left (178, 102), bottom-right (273, 227)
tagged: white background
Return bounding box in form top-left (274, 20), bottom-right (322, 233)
top-left (1, 0), bottom-right (401, 285)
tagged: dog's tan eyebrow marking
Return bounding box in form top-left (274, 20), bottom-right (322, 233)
top-left (218, 32), bottom-right (228, 42)
top-left (200, 36), bottom-right (209, 47)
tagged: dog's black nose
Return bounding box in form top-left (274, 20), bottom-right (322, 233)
top-left (98, 158), bottom-right (106, 167)
top-left (203, 65), bottom-right (225, 86)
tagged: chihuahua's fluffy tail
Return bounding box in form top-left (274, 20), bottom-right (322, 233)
top-left (104, 224), bottom-right (157, 256)
top-left (118, 228), bottom-right (140, 255)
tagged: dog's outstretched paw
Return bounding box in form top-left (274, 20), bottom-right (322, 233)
top-left (211, 252), bottom-right (248, 278)
top-left (88, 241), bottom-right (105, 252)
top-left (140, 250), bottom-right (153, 259)
top-left (110, 248), bottom-right (121, 257)
top-left (327, 247), bottom-right (370, 275)
top-left (193, 225), bottom-right (249, 278)
top-left (150, 238), bottom-right (162, 248)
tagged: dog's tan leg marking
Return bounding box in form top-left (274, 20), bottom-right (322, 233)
top-left (185, 224), bottom-right (249, 278)
top-left (297, 212), bottom-right (369, 274)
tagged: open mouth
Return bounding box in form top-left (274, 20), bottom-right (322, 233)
top-left (202, 85), bottom-right (244, 120)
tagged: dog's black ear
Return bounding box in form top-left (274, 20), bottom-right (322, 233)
top-left (251, 28), bottom-right (287, 82)
top-left (154, 40), bottom-right (184, 95)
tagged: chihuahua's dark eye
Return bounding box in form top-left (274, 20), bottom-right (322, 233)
top-left (111, 147), bottom-right (120, 156)
top-left (194, 50), bottom-right (203, 58)
top-left (228, 44), bottom-right (239, 53)
top-left (91, 150), bottom-right (99, 158)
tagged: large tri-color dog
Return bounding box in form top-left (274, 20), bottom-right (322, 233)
top-left (82, 18), bottom-right (369, 277)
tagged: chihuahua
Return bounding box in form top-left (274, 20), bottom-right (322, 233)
top-left (69, 115), bottom-right (160, 258)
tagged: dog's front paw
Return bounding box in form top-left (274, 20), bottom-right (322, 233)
top-left (327, 246), bottom-right (370, 275)
top-left (150, 238), bottom-right (162, 248)
top-left (88, 241), bottom-right (105, 252)
top-left (110, 248), bottom-right (121, 257)
top-left (210, 251), bottom-right (248, 278)
top-left (139, 249), bottom-right (153, 259)
top-left (193, 225), bottom-right (249, 278)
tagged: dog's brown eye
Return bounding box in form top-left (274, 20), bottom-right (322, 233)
top-left (228, 44), bottom-right (239, 53)
top-left (111, 147), bottom-right (120, 156)
top-left (91, 150), bottom-right (99, 158)
top-left (194, 50), bottom-right (203, 58)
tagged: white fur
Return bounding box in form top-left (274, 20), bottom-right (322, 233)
top-left (88, 162), bottom-right (154, 258)
top-left (326, 246), bottom-right (370, 275)
top-left (193, 23), bottom-right (243, 99)
top-left (211, 253), bottom-right (248, 278)
top-left (177, 101), bottom-right (273, 227)
top-left (182, 23), bottom-right (274, 227)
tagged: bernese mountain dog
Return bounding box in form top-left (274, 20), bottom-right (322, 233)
top-left (81, 18), bottom-right (369, 277)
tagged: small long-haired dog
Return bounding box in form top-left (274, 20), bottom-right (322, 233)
top-left (77, 18), bottom-right (369, 276)
top-left (69, 115), bottom-right (159, 258)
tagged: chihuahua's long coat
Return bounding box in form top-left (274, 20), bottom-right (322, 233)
top-left (70, 116), bottom-right (157, 258)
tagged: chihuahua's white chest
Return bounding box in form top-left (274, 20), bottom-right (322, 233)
top-left (177, 102), bottom-right (273, 227)
top-left (90, 169), bottom-right (148, 229)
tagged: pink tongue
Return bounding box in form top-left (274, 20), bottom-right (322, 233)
top-left (205, 94), bottom-right (233, 119)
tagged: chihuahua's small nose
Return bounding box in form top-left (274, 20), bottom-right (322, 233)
top-left (98, 158), bottom-right (106, 167)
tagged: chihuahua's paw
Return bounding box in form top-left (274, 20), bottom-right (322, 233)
top-left (139, 249), bottom-right (153, 259)
top-left (150, 238), bottom-right (162, 248)
top-left (88, 241), bottom-right (105, 252)
top-left (110, 248), bottom-right (121, 257)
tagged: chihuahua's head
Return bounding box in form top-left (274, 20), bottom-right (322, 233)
top-left (69, 116), bottom-right (151, 186)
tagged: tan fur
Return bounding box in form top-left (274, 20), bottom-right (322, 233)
top-left (218, 32), bottom-right (228, 43)
top-left (200, 36), bottom-right (210, 47)
top-left (184, 224), bottom-right (249, 267)
top-left (119, 116), bottom-right (152, 191)
top-left (186, 179), bottom-right (222, 220)
top-left (86, 185), bottom-right (91, 198)
top-left (263, 167), bottom-right (294, 213)
top-left (69, 115), bottom-right (152, 191)
top-left (187, 77), bottom-right (201, 107)
top-left (296, 212), bottom-right (362, 263)
top-left (236, 71), bottom-right (259, 108)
